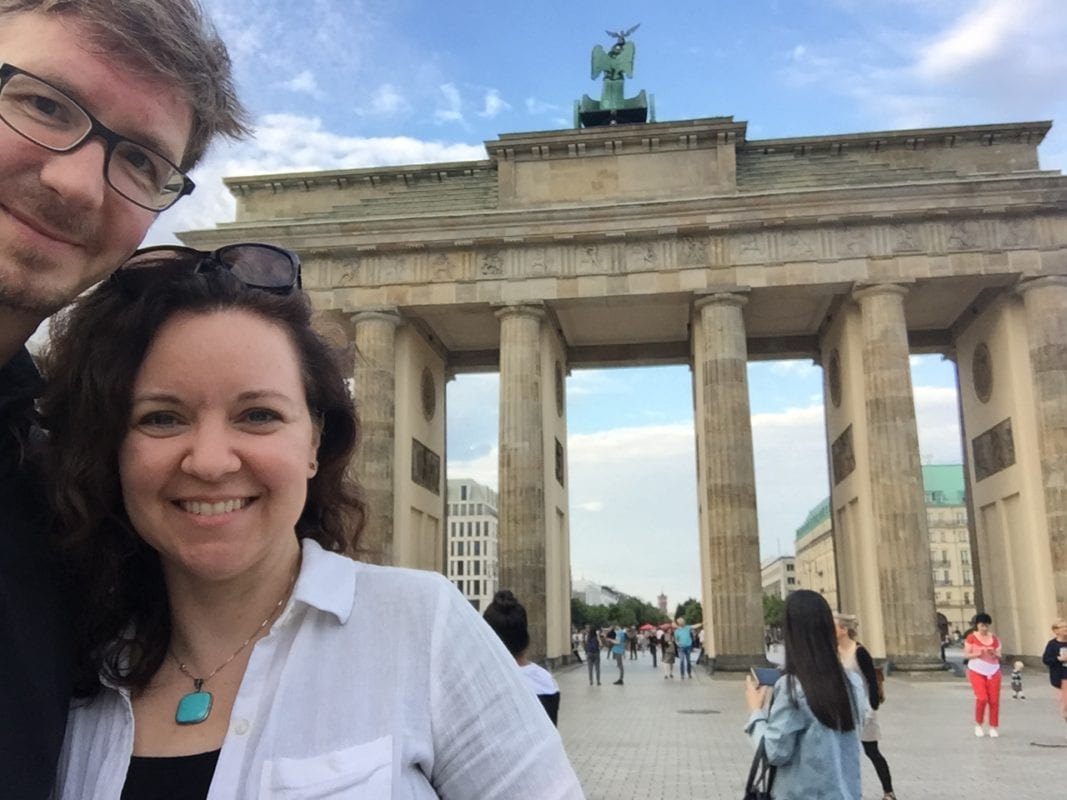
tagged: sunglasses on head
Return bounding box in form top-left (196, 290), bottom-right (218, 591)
top-left (112, 244), bottom-right (302, 294)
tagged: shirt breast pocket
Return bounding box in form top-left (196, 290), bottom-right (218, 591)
top-left (259, 735), bottom-right (393, 799)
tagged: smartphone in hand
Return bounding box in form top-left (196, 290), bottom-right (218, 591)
top-left (751, 667), bottom-right (781, 686)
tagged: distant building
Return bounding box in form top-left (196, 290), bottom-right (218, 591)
top-left (794, 498), bottom-right (837, 610)
top-left (446, 478), bottom-right (499, 611)
top-left (657, 592), bottom-right (668, 615)
top-left (571, 578), bottom-right (625, 607)
top-left (794, 464), bottom-right (975, 630)
top-left (761, 555), bottom-right (796, 599)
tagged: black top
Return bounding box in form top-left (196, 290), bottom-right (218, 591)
top-left (0, 350), bottom-right (75, 800)
top-left (1042, 638), bottom-right (1067, 688)
top-left (121, 750), bottom-right (222, 800)
top-left (855, 644), bottom-right (881, 710)
top-left (537, 691), bottom-right (561, 727)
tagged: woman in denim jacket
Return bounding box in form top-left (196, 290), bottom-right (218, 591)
top-left (744, 590), bottom-right (868, 800)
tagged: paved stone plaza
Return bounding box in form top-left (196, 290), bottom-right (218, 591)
top-left (556, 652), bottom-right (1066, 799)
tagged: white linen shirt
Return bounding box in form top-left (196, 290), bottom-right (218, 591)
top-left (55, 539), bottom-right (584, 799)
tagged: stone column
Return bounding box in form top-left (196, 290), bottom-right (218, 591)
top-left (1016, 276), bottom-right (1067, 610)
top-left (351, 309), bottom-right (402, 565)
top-left (694, 292), bottom-right (765, 669)
top-left (853, 284), bottom-right (941, 668)
top-left (495, 304), bottom-right (548, 663)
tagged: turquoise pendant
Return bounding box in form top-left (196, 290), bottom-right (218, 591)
top-left (176, 681), bottom-right (213, 725)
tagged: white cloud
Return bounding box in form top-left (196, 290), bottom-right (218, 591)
top-left (435, 83), bottom-right (464, 123)
top-left (280, 69), bottom-right (322, 98)
top-left (145, 114), bottom-right (486, 245)
top-left (478, 89), bottom-right (511, 119)
top-left (914, 0), bottom-right (1030, 81)
top-left (768, 359), bottom-right (819, 377)
top-left (357, 83), bottom-right (408, 117)
top-left (525, 97), bottom-right (562, 115)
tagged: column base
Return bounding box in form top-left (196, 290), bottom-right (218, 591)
top-left (706, 654), bottom-right (773, 674)
top-left (886, 654), bottom-right (945, 673)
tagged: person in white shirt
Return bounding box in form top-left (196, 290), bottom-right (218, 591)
top-left (42, 247), bottom-right (584, 799)
top-left (483, 590), bottom-right (562, 726)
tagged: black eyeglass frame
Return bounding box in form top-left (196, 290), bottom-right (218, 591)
top-left (0, 62), bottom-right (195, 212)
top-left (112, 244), bottom-right (303, 294)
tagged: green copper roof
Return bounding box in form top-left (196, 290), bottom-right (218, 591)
top-left (794, 464), bottom-right (965, 540)
top-left (795, 497), bottom-right (831, 540)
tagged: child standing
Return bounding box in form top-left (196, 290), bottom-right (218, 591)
top-left (1010, 661), bottom-right (1026, 699)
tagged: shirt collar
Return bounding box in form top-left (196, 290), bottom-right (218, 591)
top-left (286, 538), bottom-right (356, 625)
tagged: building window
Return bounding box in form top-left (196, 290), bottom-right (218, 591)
top-left (456, 561), bottom-right (464, 576)
top-left (964, 592), bottom-right (971, 604)
top-left (786, 563), bottom-right (794, 571)
top-left (961, 549), bottom-right (970, 565)
top-left (460, 485), bottom-right (468, 501)
top-left (474, 541), bottom-right (481, 556)
top-left (945, 591), bottom-right (952, 601)
top-left (786, 577), bottom-right (795, 585)
top-left (473, 561), bottom-right (481, 576)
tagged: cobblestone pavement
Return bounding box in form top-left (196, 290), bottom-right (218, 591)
top-left (556, 651), bottom-right (1066, 800)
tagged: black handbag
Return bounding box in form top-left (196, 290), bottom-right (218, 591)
top-left (743, 737), bottom-right (776, 800)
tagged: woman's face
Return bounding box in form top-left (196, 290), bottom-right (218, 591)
top-left (1055, 622), bottom-right (1067, 641)
top-left (118, 310), bottom-right (320, 586)
top-left (976, 621), bottom-right (991, 634)
top-left (834, 620), bottom-right (849, 641)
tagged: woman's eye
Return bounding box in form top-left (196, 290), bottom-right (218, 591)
top-left (136, 410), bottom-right (181, 428)
top-left (242, 408), bottom-right (282, 425)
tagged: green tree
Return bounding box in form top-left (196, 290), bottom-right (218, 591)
top-left (763, 594), bottom-right (785, 629)
top-left (674, 598), bottom-right (703, 625)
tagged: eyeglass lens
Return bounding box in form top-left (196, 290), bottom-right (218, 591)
top-left (0, 69), bottom-right (184, 210)
top-left (121, 246), bottom-right (298, 290)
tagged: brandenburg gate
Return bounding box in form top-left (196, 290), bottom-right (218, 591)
top-left (183, 115), bottom-right (1067, 670)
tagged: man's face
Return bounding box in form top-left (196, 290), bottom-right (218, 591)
top-left (0, 12), bottom-right (194, 318)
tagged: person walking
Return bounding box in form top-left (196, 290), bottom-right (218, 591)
top-left (674, 617), bottom-right (702, 679)
top-left (835, 613), bottom-right (896, 800)
top-left (744, 590), bottom-right (867, 800)
top-left (1042, 618), bottom-right (1067, 736)
top-left (662, 633), bottom-right (677, 679)
top-left (964, 612), bottom-right (1002, 737)
top-left (610, 624), bottom-right (627, 685)
top-left (585, 625), bottom-right (602, 686)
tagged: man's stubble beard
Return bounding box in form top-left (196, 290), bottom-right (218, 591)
top-left (0, 173), bottom-right (107, 318)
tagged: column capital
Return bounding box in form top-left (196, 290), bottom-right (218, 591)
top-left (852, 282), bottom-right (911, 303)
top-left (1014, 274), bottom-right (1067, 297)
top-left (694, 287), bottom-right (749, 312)
top-left (349, 307), bottom-right (402, 326)
top-left (493, 302), bottom-right (546, 322)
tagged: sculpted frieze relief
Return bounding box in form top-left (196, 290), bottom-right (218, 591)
top-left (678, 235), bottom-right (710, 267)
top-left (944, 220), bottom-right (986, 251)
top-left (625, 241), bottom-right (660, 271)
top-left (781, 230), bottom-right (820, 260)
top-left (997, 217), bottom-right (1039, 249)
top-left (479, 248), bottom-right (504, 277)
top-left (888, 223), bottom-right (924, 253)
top-left (320, 211), bottom-right (1051, 288)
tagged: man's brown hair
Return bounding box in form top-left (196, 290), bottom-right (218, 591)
top-left (0, 0), bottom-right (251, 168)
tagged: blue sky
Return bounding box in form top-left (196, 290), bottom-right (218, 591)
top-left (144, 0), bottom-right (1067, 608)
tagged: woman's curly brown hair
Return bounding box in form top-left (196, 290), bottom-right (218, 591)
top-left (39, 265), bottom-right (366, 696)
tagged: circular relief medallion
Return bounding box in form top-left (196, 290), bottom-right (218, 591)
top-left (554, 361), bottom-right (564, 418)
top-left (827, 349), bottom-right (842, 408)
top-left (420, 367), bottom-right (436, 421)
top-left (972, 342), bottom-right (993, 404)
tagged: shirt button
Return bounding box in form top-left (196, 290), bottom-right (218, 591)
top-left (233, 719), bottom-right (250, 735)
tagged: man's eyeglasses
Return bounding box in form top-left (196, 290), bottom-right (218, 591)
top-left (113, 244), bottom-right (302, 294)
top-left (0, 63), bottom-right (194, 212)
